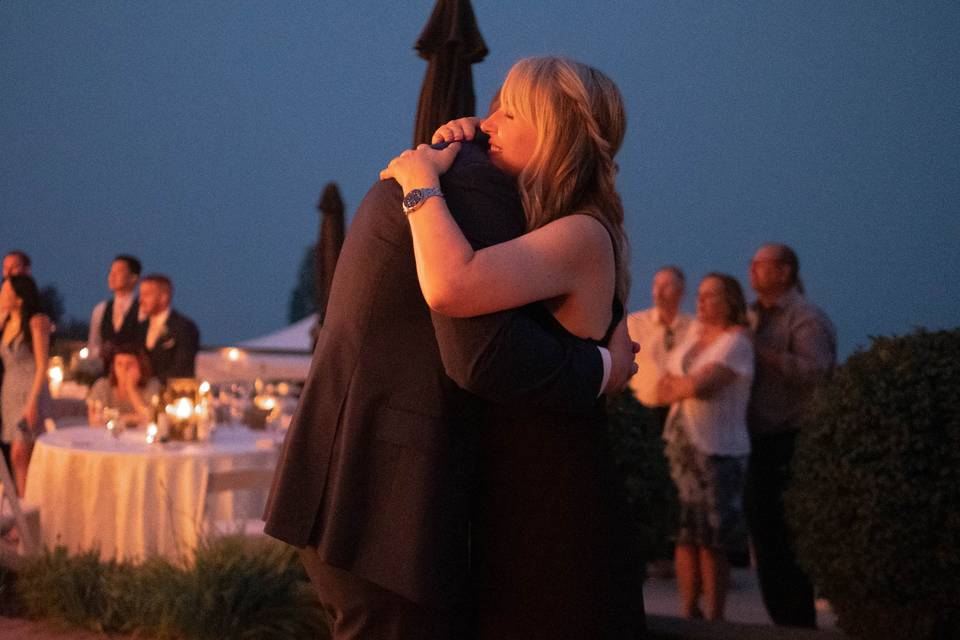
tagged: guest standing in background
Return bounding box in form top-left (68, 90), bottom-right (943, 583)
top-left (138, 274), bottom-right (199, 383)
top-left (0, 275), bottom-right (52, 497)
top-left (1, 250), bottom-right (34, 471)
top-left (87, 254), bottom-right (142, 365)
top-left (2, 251), bottom-right (32, 280)
top-left (746, 243), bottom-right (836, 629)
top-left (627, 266), bottom-right (694, 427)
top-left (657, 273), bottom-right (753, 621)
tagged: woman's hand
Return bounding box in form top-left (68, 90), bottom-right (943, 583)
top-left (119, 372), bottom-right (138, 397)
top-left (23, 399), bottom-right (39, 430)
top-left (657, 374), bottom-right (694, 405)
top-left (431, 117), bottom-right (482, 144)
top-left (121, 411), bottom-right (148, 426)
top-left (380, 143), bottom-right (460, 194)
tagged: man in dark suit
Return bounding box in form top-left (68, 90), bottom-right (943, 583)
top-left (138, 273), bottom-right (199, 383)
top-left (264, 140), bottom-right (638, 640)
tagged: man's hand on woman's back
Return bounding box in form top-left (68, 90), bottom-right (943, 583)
top-left (605, 317), bottom-right (640, 395)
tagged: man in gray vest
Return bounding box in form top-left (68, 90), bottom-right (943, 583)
top-left (87, 254), bottom-right (142, 366)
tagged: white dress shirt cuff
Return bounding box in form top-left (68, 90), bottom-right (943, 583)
top-left (597, 346), bottom-right (611, 398)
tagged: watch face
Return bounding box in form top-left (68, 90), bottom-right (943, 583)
top-left (403, 189), bottom-right (422, 210)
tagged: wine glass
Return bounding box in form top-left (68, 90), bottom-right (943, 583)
top-left (104, 407), bottom-right (122, 439)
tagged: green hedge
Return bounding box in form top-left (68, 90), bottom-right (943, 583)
top-left (786, 328), bottom-right (960, 640)
top-left (607, 390), bottom-right (678, 563)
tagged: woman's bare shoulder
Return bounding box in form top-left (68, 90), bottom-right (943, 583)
top-left (29, 313), bottom-right (52, 333)
top-left (541, 213), bottom-right (611, 246)
top-left (538, 214), bottom-right (614, 266)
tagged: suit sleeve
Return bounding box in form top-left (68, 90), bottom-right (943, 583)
top-left (174, 317), bottom-right (200, 378)
top-left (428, 147), bottom-right (603, 412)
top-left (432, 309), bottom-right (603, 412)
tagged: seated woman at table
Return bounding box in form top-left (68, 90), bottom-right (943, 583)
top-left (87, 343), bottom-right (160, 428)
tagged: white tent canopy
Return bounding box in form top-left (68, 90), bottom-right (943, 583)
top-left (237, 314), bottom-right (316, 351)
top-left (196, 315), bottom-right (316, 383)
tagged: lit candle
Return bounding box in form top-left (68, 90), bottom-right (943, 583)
top-left (48, 364), bottom-right (64, 398)
top-left (173, 397), bottom-right (194, 421)
top-left (255, 396), bottom-right (277, 411)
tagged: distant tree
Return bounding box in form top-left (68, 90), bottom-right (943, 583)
top-left (289, 246), bottom-right (316, 324)
top-left (55, 317), bottom-right (91, 342)
top-left (38, 285), bottom-right (65, 326)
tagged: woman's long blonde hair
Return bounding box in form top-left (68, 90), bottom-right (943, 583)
top-left (499, 56), bottom-right (630, 302)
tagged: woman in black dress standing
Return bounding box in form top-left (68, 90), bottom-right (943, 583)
top-left (381, 56), bottom-right (644, 638)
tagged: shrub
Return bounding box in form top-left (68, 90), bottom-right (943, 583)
top-left (14, 536), bottom-right (329, 639)
top-left (606, 390), bottom-right (678, 563)
top-left (786, 328), bottom-right (960, 640)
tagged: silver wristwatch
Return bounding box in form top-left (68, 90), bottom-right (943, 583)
top-left (401, 187), bottom-right (444, 215)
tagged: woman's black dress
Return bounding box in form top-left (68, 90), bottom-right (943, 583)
top-left (473, 302), bottom-right (646, 639)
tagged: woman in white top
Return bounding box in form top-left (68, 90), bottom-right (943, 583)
top-left (657, 273), bottom-right (754, 621)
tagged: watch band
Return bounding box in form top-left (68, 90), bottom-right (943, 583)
top-left (402, 187), bottom-right (444, 215)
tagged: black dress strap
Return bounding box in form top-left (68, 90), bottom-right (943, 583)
top-left (599, 298), bottom-right (624, 346)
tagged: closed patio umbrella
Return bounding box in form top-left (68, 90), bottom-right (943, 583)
top-left (412, 0), bottom-right (488, 146)
top-left (315, 182), bottom-right (345, 325)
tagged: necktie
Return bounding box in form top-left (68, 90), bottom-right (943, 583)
top-left (664, 326), bottom-right (676, 351)
top-left (147, 319), bottom-right (161, 350)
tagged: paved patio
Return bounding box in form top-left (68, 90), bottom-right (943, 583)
top-left (644, 566), bottom-right (838, 629)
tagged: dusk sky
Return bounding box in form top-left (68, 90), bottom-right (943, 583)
top-left (2, 1), bottom-right (958, 357)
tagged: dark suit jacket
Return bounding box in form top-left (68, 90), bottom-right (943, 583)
top-left (141, 309), bottom-right (199, 383)
top-left (263, 143), bottom-right (603, 608)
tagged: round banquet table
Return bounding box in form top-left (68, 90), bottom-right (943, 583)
top-left (23, 424), bottom-right (281, 563)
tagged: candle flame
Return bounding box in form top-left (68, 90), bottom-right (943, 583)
top-left (48, 366), bottom-right (64, 384)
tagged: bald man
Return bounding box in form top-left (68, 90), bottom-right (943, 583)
top-left (745, 243), bottom-right (836, 629)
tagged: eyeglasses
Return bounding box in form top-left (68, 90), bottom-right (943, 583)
top-left (750, 258), bottom-right (784, 267)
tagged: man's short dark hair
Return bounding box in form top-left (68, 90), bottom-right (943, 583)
top-left (5, 250), bottom-right (31, 268)
top-left (141, 273), bottom-right (173, 294)
top-left (114, 254), bottom-right (142, 276)
top-left (657, 265), bottom-right (686, 286)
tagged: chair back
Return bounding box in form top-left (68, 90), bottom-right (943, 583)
top-left (0, 454), bottom-right (41, 568)
top-left (203, 467), bottom-right (275, 537)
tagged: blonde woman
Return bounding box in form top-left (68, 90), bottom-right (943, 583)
top-left (657, 273), bottom-right (754, 621)
top-left (381, 57), bottom-right (643, 639)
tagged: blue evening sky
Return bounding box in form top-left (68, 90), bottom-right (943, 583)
top-left (2, 1), bottom-right (958, 357)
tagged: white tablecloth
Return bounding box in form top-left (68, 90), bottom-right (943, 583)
top-left (23, 425), bottom-right (281, 563)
